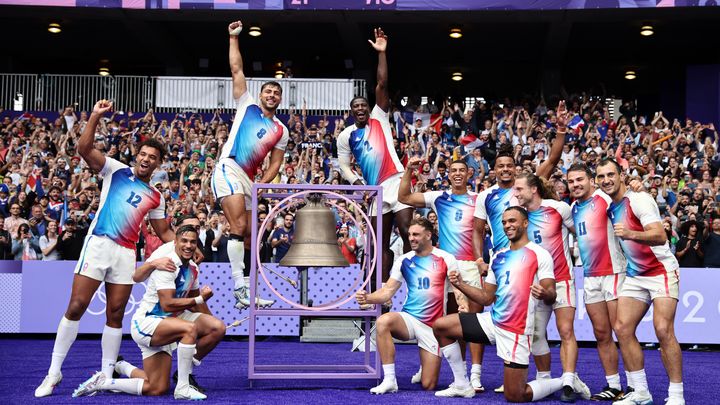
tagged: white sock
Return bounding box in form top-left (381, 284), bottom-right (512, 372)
top-left (606, 373), bottom-right (621, 390)
top-left (441, 342), bottom-right (470, 387)
top-left (49, 316), bottom-right (79, 376)
top-left (625, 370), bottom-right (633, 388)
top-left (561, 372), bottom-right (575, 387)
top-left (536, 370), bottom-right (552, 380)
top-left (101, 378), bottom-right (143, 395)
top-left (628, 369), bottom-right (648, 392)
top-left (668, 382), bottom-right (684, 400)
top-left (101, 325), bottom-right (123, 378)
top-left (382, 363), bottom-right (396, 381)
top-left (471, 363), bottom-right (482, 376)
top-left (228, 239), bottom-right (246, 290)
top-left (177, 343), bottom-right (196, 387)
top-left (528, 377), bottom-right (563, 401)
top-left (115, 360), bottom-right (137, 378)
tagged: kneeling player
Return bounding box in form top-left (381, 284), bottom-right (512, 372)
top-left (356, 217), bottom-right (465, 395)
top-left (72, 225), bottom-right (226, 400)
top-left (432, 207), bottom-right (590, 402)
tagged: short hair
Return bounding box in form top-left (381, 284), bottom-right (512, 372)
top-left (349, 96), bottom-right (369, 108)
top-left (138, 138), bottom-right (167, 160)
top-left (567, 163), bottom-right (593, 178)
top-left (450, 160), bottom-right (468, 169)
top-left (597, 158), bottom-right (622, 174)
top-left (409, 217), bottom-right (434, 233)
top-left (261, 81), bottom-right (283, 94)
top-left (505, 206), bottom-right (528, 220)
top-left (176, 224), bottom-right (199, 238)
top-left (495, 143), bottom-right (516, 165)
top-left (174, 214), bottom-right (198, 228)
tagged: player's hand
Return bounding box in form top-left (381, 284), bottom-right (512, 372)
top-left (368, 27), bottom-right (388, 53)
top-left (457, 303), bottom-right (469, 313)
top-left (475, 258), bottom-right (488, 276)
top-left (448, 270), bottom-right (463, 287)
top-left (613, 223), bottom-right (632, 240)
top-left (92, 100), bottom-right (113, 116)
top-left (152, 257), bottom-right (176, 272)
top-left (356, 290), bottom-right (368, 305)
top-left (628, 178), bottom-right (645, 192)
top-left (555, 100), bottom-right (569, 130)
top-left (406, 156), bottom-right (423, 169)
top-left (228, 20), bottom-right (243, 36)
top-left (531, 284), bottom-right (549, 300)
top-left (200, 285), bottom-right (214, 301)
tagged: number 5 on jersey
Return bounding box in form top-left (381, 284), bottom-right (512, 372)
top-left (126, 191), bottom-right (143, 208)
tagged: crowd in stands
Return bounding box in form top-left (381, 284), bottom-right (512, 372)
top-left (1, 93), bottom-right (719, 267)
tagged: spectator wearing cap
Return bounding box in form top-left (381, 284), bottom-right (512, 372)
top-left (337, 224), bottom-right (357, 265)
top-left (55, 217), bottom-right (87, 261)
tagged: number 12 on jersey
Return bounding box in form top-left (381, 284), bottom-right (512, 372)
top-left (126, 191), bottom-right (143, 208)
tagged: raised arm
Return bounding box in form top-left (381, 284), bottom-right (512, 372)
top-left (398, 157), bottom-right (428, 207)
top-left (537, 100), bottom-right (568, 179)
top-left (228, 21), bottom-right (248, 100)
top-left (369, 28), bottom-right (389, 112)
top-left (78, 100), bottom-right (112, 173)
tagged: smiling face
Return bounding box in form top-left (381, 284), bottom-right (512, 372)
top-left (259, 83), bottom-right (282, 112)
top-left (513, 177), bottom-right (535, 208)
top-left (135, 145), bottom-right (162, 179)
top-left (567, 169), bottom-right (594, 201)
top-left (407, 224), bottom-right (432, 252)
top-left (595, 161), bottom-right (622, 199)
top-left (502, 209), bottom-right (528, 243)
top-left (495, 156), bottom-right (516, 185)
top-left (449, 162), bottom-right (469, 190)
top-left (350, 97), bottom-right (371, 127)
top-left (175, 230), bottom-right (198, 261)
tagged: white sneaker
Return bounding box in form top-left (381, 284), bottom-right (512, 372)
top-left (664, 397), bottom-right (685, 405)
top-left (410, 367), bottom-right (422, 384)
top-left (72, 371), bottom-right (106, 398)
top-left (435, 383), bottom-right (476, 398)
top-left (613, 390), bottom-right (654, 405)
top-left (34, 373), bottom-right (62, 398)
top-left (573, 374), bottom-right (592, 400)
top-left (494, 384), bottom-right (505, 393)
top-left (370, 378), bottom-right (398, 394)
top-left (174, 383), bottom-right (207, 400)
top-left (234, 287), bottom-right (275, 309)
top-left (471, 373), bottom-right (485, 393)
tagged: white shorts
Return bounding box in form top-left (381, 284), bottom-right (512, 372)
top-left (131, 311), bottom-right (203, 359)
top-left (398, 312), bottom-right (440, 357)
top-left (74, 235), bottom-right (136, 285)
top-left (461, 312), bottom-right (531, 366)
top-left (584, 273), bottom-right (626, 305)
top-left (212, 158), bottom-right (252, 206)
top-left (552, 279), bottom-right (577, 310)
top-left (620, 270), bottom-right (679, 304)
top-left (448, 260), bottom-right (482, 293)
top-left (369, 174), bottom-right (412, 215)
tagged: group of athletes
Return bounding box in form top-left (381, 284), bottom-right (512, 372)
top-left (31, 21), bottom-right (683, 404)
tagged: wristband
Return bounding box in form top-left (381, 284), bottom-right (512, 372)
top-left (194, 296), bottom-right (205, 305)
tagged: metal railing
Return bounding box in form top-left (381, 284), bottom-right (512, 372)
top-left (0, 74), bottom-right (366, 116)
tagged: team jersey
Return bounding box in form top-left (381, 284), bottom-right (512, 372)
top-left (526, 199), bottom-right (574, 282)
top-left (571, 190), bottom-right (626, 277)
top-left (135, 247), bottom-right (200, 319)
top-left (423, 191), bottom-right (478, 261)
top-left (485, 242), bottom-right (554, 335)
top-left (88, 158), bottom-right (165, 249)
top-left (337, 105), bottom-right (404, 185)
top-left (474, 184), bottom-right (518, 252)
top-left (607, 191), bottom-right (679, 277)
top-left (389, 247), bottom-right (458, 326)
top-left (219, 92), bottom-right (290, 179)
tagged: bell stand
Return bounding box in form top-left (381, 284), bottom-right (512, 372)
top-left (248, 183), bottom-right (383, 382)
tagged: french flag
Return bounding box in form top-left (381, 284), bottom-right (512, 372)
top-left (568, 115), bottom-right (585, 134)
top-left (25, 168), bottom-right (45, 198)
top-left (396, 111), bottom-right (442, 141)
top-left (58, 195), bottom-right (69, 233)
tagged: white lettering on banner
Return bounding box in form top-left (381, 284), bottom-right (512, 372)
top-left (86, 282), bottom-right (147, 316)
top-left (682, 291), bottom-right (706, 323)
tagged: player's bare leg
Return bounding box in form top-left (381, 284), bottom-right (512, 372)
top-left (371, 312), bottom-right (410, 394)
top-left (586, 299), bottom-right (623, 400)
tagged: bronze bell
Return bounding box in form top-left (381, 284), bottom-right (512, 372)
top-left (279, 195), bottom-right (350, 268)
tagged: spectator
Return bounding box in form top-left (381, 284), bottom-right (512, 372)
top-left (271, 213), bottom-right (295, 263)
top-left (703, 217), bottom-right (720, 268)
top-left (337, 224), bottom-right (357, 264)
top-left (676, 220), bottom-right (704, 267)
top-left (5, 203), bottom-right (28, 236)
top-left (11, 223), bottom-right (40, 260)
top-left (39, 220), bottom-right (60, 261)
top-left (28, 204), bottom-right (49, 238)
top-left (0, 217), bottom-right (11, 259)
top-left (55, 218), bottom-right (87, 260)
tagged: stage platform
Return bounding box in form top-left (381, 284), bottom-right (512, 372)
top-left (3, 337), bottom-right (713, 404)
